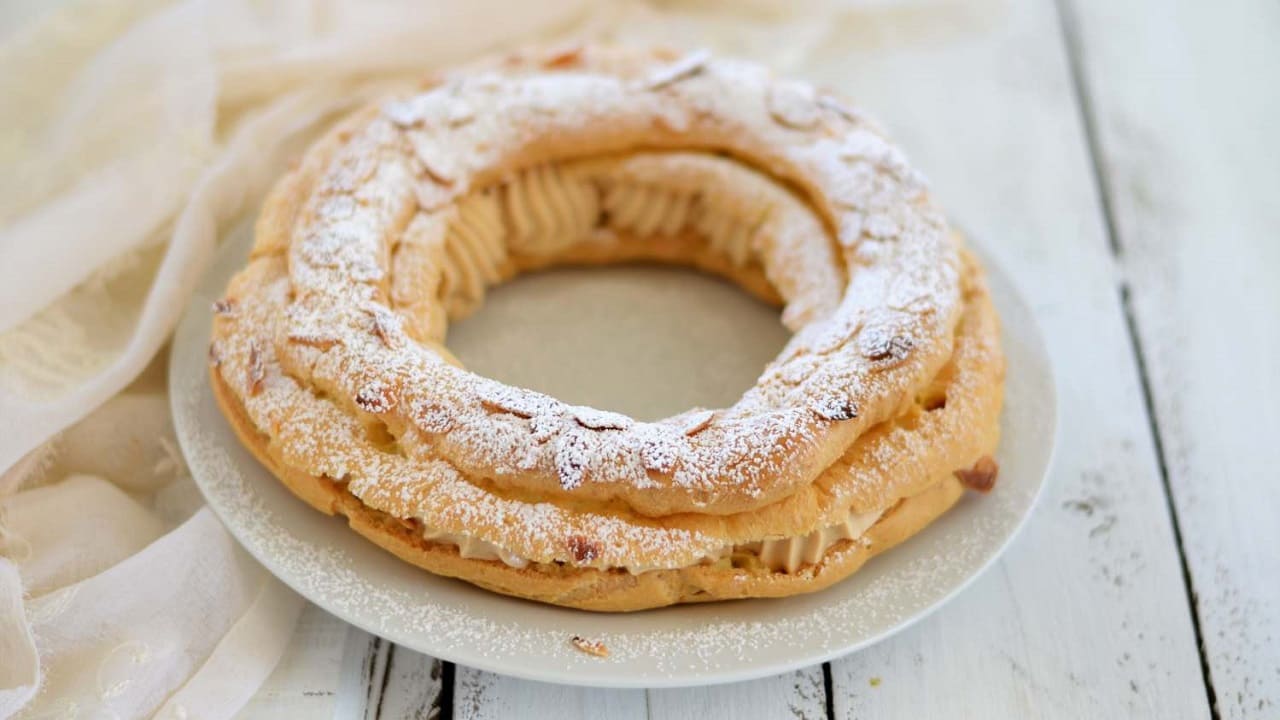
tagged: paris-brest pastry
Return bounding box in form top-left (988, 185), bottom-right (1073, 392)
top-left (209, 45), bottom-right (1005, 611)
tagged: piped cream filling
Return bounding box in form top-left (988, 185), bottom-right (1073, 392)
top-left (419, 507), bottom-right (885, 575)
top-left (395, 152), bottom-right (843, 341)
top-left (400, 154), bottom-right (861, 575)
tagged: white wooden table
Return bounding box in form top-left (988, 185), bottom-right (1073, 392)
top-left (236, 0), bottom-right (1279, 717)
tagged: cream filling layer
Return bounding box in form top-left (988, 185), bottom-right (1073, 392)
top-left (403, 152), bottom-right (843, 334)
top-left (419, 507), bottom-right (885, 575)
top-left (402, 155), bottom-right (863, 574)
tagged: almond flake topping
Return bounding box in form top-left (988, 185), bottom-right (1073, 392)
top-left (419, 156), bottom-right (454, 186)
top-left (383, 101), bottom-right (423, 128)
top-left (570, 636), bottom-right (609, 658)
top-left (679, 409), bottom-right (716, 436)
top-left (354, 383), bottom-right (396, 413)
top-left (364, 307), bottom-right (399, 348)
top-left (247, 341), bottom-right (265, 396)
top-left (480, 386), bottom-right (549, 419)
top-left (955, 455), bottom-right (998, 493)
top-left (812, 397), bottom-right (858, 422)
top-left (767, 81), bottom-right (821, 130)
top-left (573, 407), bottom-right (633, 431)
top-left (446, 99), bottom-right (475, 127)
top-left (818, 95), bottom-right (862, 124)
top-left (641, 49), bottom-right (710, 91)
top-left (541, 45), bottom-right (584, 69)
top-left (287, 332), bottom-right (340, 350)
top-left (567, 534), bottom-right (600, 562)
top-left (859, 329), bottom-right (915, 364)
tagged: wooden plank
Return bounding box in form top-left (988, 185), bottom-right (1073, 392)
top-left (1061, 0), bottom-right (1280, 716)
top-left (238, 606), bottom-right (444, 720)
top-left (808, 0), bottom-right (1212, 716)
top-left (235, 604), bottom-right (360, 719)
top-left (646, 667), bottom-right (828, 720)
top-left (372, 646), bottom-right (444, 720)
top-left (451, 667), bottom-right (647, 720)
top-left (339, 635), bottom-right (391, 720)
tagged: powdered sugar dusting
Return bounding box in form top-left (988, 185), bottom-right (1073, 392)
top-left (222, 47), bottom-right (969, 523)
top-left (194, 47), bottom-right (1020, 619)
top-left (173, 183), bottom-right (1050, 681)
top-left (176, 350), bottom-right (1029, 678)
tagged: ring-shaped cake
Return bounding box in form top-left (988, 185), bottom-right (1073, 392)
top-left (209, 45), bottom-right (1005, 611)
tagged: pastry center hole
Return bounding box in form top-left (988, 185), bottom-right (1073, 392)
top-left (446, 265), bottom-right (790, 421)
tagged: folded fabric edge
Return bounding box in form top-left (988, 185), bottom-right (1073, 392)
top-left (0, 560), bottom-right (39, 719)
top-left (151, 574), bottom-right (305, 720)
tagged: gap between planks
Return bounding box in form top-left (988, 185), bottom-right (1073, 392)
top-left (1051, 0), bottom-right (1220, 716)
top-left (351, 634), bottom-right (447, 720)
top-left (817, 0), bottom-right (1211, 715)
top-left (1055, 0), bottom-right (1280, 715)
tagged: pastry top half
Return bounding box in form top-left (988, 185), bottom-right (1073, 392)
top-left (209, 45), bottom-right (1004, 581)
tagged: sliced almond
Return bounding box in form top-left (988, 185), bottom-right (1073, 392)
top-left (480, 386), bottom-right (556, 420)
top-left (679, 409), bottom-right (716, 436)
top-left (420, 156), bottom-right (454, 186)
top-left (247, 341), bottom-right (265, 396)
top-left (354, 383), bottom-right (396, 413)
top-left (767, 81), bottom-right (820, 130)
top-left (542, 45), bottom-right (585, 69)
top-left (573, 407), bottom-right (633, 431)
top-left (570, 636), bottom-right (609, 658)
top-left (364, 307), bottom-right (399, 348)
top-left (858, 327), bottom-right (915, 364)
top-left (567, 535), bottom-right (600, 563)
top-left (287, 332), bottom-right (340, 350)
top-left (641, 50), bottom-right (711, 91)
top-left (446, 98), bottom-right (475, 127)
top-left (955, 455), bottom-right (999, 493)
top-left (818, 95), bottom-right (861, 124)
top-left (812, 397), bottom-right (858, 422)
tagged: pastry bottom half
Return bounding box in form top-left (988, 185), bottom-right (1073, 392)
top-left (213, 368), bottom-right (963, 612)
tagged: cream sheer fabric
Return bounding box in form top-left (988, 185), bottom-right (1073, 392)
top-left (0, 1), bottom-right (594, 716)
top-left (0, 0), bottom-right (976, 716)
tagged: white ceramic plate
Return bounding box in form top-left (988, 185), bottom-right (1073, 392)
top-left (170, 223), bottom-right (1055, 688)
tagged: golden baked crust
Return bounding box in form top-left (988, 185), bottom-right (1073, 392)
top-left (208, 44), bottom-right (1005, 611)
top-left (212, 365), bottom-right (967, 611)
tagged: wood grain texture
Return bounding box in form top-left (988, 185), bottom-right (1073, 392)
top-left (1061, 0), bottom-right (1280, 716)
top-left (370, 646), bottom-right (443, 719)
top-left (809, 0), bottom-right (1212, 716)
top-left (646, 667), bottom-right (828, 720)
top-left (448, 666), bottom-right (828, 719)
top-left (452, 668), bottom-right (646, 719)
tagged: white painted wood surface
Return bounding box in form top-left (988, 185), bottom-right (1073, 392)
top-left (1062, 1), bottom-right (1280, 717)
top-left (361, 641), bottom-right (443, 720)
top-left (452, 668), bottom-right (646, 720)
top-left (813, 0), bottom-right (1208, 716)
top-left (236, 1), bottom-right (1275, 717)
top-left (646, 669), bottom-right (828, 720)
